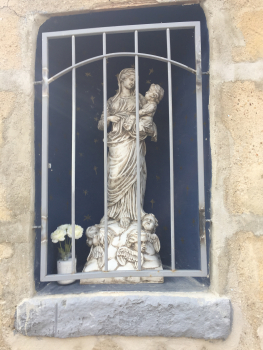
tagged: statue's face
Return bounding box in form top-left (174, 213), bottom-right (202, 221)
top-left (122, 74), bottom-right (135, 90)
top-left (92, 234), bottom-right (99, 246)
top-left (145, 86), bottom-right (156, 102)
top-left (86, 227), bottom-right (99, 246)
top-left (133, 235), bottom-right (147, 253)
top-left (87, 238), bottom-right (93, 247)
top-left (142, 216), bottom-right (155, 232)
top-left (141, 241), bottom-right (147, 252)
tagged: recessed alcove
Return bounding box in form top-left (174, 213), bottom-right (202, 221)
top-left (34, 3), bottom-right (210, 292)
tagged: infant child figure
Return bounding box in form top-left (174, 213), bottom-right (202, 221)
top-left (85, 225), bottom-right (100, 247)
top-left (139, 84), bottom-right (164, 138)
top-left (140, 214), bottom-right (161, 269)
top-left (123, 83), bottom-right (164, 141)
top-left (141, 214), bottom-right (161, 255)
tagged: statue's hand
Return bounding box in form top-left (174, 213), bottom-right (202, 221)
top-left (98, 118), bottom-right (107, 131)
top-left (108, 115), bottom-right (120, 123)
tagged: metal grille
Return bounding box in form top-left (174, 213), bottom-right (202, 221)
top-left (40, 21), bottom-right (208, 282)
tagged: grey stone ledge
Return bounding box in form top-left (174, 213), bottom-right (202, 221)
top-left (15, 292), bottom-right (232, 339)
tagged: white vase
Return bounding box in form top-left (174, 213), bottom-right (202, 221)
top-left (57, 258), bottom-right (77, 285)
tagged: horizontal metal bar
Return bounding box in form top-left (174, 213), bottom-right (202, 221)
top-left (43, 22), bottom-right (199, 40)
top-left (34, 80), bottom-right (43, 85)
top-left (48, 52), bottom-right (196, 84)
top-left (32, 226), bottom-right (41, 229)
top-left (41, 269), bottom-right (207, 282)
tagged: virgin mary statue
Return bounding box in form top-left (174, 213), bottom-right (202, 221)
top-left (81, 68), bottom-right (164, 280)
top-left (98, 68), bottom-right (157, 229)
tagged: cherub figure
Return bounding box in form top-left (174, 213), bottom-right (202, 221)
top-left (123, 83), bottom-right (164, 142)
top-left (84, 226), bottom-right (104, 269)
top-left (84, 225), bottom-right (115, 270)
top-left (141, 214), bottom-right (161, 255)
top-left (117, 230), bottom-right (146, 269)
top-left (139, 84), bottom-right (164, 140)
top-left (86, 225), bottom-right (115, 247)
top-left (116, 225), bottom-right (161, 270)
top-left (141, 213), bottom-right (158, 234)
top-left (85, 225), bottom-right (100, 247)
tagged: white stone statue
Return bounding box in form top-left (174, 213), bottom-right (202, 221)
top-left (81, 68), bottom-right (164, 284)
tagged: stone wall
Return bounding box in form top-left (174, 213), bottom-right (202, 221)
top-left (0, 0), bottom-right (263, 349)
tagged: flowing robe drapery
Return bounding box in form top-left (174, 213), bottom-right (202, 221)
top-left (98, 94), bottom-right (157, 222)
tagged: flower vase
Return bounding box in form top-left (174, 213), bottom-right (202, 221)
top-left (57, 257), bottom-right (77, 285)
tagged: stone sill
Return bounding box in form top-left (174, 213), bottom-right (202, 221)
top-left (37, 276), bottom-right (209, 295)
top-left (15, 290), bottom-right (231, 340)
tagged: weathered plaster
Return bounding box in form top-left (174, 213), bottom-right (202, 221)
top-left (0, 0), bottom-right (263, 348)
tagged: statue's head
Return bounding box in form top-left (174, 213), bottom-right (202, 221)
top-left (126, 230), bottom-right (147, 253)
top-left (142, 213), bottom-right (158, 233)
top-left (145, 84), bottom-right (164, 104)
top-left (98, 227), bottom-right (114, 247)
top-left (116, 68), bottom-right (135, 96)
top-left (85, 225), bottom-right (99, 246)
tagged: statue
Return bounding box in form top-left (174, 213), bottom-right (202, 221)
top-left (81, 68), bottom-right (164, 284)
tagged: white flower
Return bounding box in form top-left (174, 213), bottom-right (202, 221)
top-left (67, 225), bottom-right (84, 239)
top-left (57, 224), bottom-right (70, 231)
top-left (51, 228), bottom-right (67, 243)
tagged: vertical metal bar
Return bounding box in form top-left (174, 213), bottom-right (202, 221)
top-left (195, 23), bottom-right (207, 275)
top-left (41, 34), bottom-right (49, 281)
top-left (103, 33), bottom-right (108, 271)
top-left (135, 30), bottom-right (141, 270)
top-left (166, 28), bottom-right (175, 271)
top-left (71, 35), bottom-right (76, 273)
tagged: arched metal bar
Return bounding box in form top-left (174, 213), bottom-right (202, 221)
top-left (48, 52), bottom-right (196, 84)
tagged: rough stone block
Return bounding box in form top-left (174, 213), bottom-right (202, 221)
top-left (0, 8), bottom-right (21, 69)
top-left (221, 81), bottom-right (263, 216)
top-left (232, 10), bottom-right (263, 62)
top-left (0, 243), bottom-right (13, 260)
top-left (15, 293), bottom-right (231, 339)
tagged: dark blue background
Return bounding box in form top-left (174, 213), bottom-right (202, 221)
top-left (34, 4), bottom-right (210, 290)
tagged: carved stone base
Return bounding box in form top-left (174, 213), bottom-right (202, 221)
top-left (80, 264), bottom-right (164, 284)
top-left (81, 263), bottom-right (164, 285)
top-left (80, 276), bottom-right (163, 284)
top-left (81, 219), bottom-right (163, 284)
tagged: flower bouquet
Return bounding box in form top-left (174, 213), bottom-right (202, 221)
top-left (51, 224), bottom-right (84, 285)
top-left (51, 224), bottom-right (84, 260)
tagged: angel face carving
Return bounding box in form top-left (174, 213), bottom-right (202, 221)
top-left (85, 226), bottom-right (100, 247)
top-left (126, 230), bottom-right (148, 252)
top-left (86, 226), bottom-right (115, 247)
top-left (142, 214), bottom-right (158, 233)
top-left (116, 230), bottom-right (147, 269)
